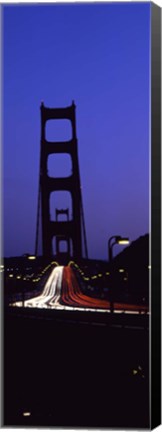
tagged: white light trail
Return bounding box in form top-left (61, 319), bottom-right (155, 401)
top-left (9, 265), bottom-right (149, 315)
top-left (11, 266), bottom-right (64, 308)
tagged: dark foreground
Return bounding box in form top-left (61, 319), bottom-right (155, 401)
top-left (3, 307), bottom-right (149, 428)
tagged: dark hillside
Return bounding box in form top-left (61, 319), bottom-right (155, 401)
top-left (112, 234), bottom-right (149, 302)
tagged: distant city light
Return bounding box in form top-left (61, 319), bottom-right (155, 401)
top-left (9, 274), bottom-right (13, 278)
top-left (28, 255), bottom-right (36, 260)
top-left (23, 412), bottom-right (31, 417)
top-left (119, 269), bottom-right (124, 273)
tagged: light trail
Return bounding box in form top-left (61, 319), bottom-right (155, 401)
top-left (61, 266), bottom-right (149, 314)
top-left (48, 265), bottom-right (63, 306)
top-left (11, 266), bottom-right (64, 308)
top-left (9, 265), bottom-right (149, 315)
top-left (27, 265), bottom-right (64, 307)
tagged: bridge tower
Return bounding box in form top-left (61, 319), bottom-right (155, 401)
top-left (55, 209), bottom-right (71, 255)
top-left (39, 101), bottom-right (86, 260)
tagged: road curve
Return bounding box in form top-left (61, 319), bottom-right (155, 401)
top-left (61, 266), bottom-right (109, 309)
top-left (61, 266), bottom-right (149, 313)
top-left (10, 265), bottom-right (149, 314)
top-left (11, 266), bottom-right (64, 308)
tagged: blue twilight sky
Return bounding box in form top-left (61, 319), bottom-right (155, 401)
top-left (3, 3), bottom-right (150, 260)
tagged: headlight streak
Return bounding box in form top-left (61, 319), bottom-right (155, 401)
top-left (9, 265), bottom-right (149, 315)
top-left (25, 271), bottom-right (55, 306)
top-left (48, 266), bottom-right (63, 306)
top-left (25, 266), bottom-right (64, 307)
top-left (11, 266), bottom-right (63, 308)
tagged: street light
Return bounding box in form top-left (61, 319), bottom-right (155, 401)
top-left (108, 235), bottom-right (130, 313)
top-left (108, 235), bottom-right (130, 262)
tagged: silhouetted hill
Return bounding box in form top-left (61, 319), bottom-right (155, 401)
top-left (113, 233), bottom-right (149, 269)
top-left (112, 234), bottom-right (149, 300)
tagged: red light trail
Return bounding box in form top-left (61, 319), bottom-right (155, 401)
top-left (10, 264), bottom-right (149, 314)
top-left (61, 266), bottom-right (148, 313)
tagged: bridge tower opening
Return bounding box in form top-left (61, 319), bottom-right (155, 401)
top-left (35, 101), bottom-right (88, 261)
top-left (55, 209), bottom-right (71, 256)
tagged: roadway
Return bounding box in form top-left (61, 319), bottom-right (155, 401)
top-left (10, 264), bottom-right (149, 315)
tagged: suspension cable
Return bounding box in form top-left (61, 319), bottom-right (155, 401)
top-left (34, 179), bottom-right (41, 256)
top-left (80, 190), bottom-right (88, 259)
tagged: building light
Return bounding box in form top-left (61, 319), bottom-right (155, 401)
top-left (28, 256), bottom-right (36, 260)
top-left (119, 269), bottom-right (124, 273)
